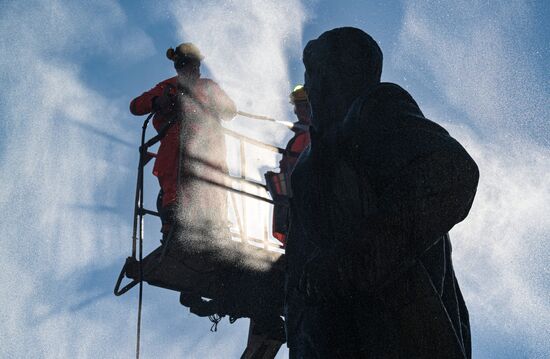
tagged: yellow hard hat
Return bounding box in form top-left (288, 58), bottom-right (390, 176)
top-left (290, 85), bottom-right (308, 104)
top-left (166, 42), bottom-right (204, 62)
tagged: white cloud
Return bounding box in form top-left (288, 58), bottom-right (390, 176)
top-left (394, 0), bottom-right (548, 143)
top-left (394, 0), bottom-right (550, 356)
top-left (0, 1), bottom-right (158, 358)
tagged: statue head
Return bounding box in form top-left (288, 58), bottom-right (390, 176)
top-left (303, 27), bottom-right (383, 132)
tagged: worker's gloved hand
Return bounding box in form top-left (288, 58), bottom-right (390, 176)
top-left (152, 93), bottom-right (176, 115)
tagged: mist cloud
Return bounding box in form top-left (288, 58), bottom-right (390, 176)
top-left (166, 0), bottom-right (307, 275)
top-left (170, 0), bottom-right (307, 143)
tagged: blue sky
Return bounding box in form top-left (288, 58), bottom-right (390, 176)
top-left (0, 0), bottom-right (549, 358)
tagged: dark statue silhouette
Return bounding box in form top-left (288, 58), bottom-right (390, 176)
top-left (284, 27), bottom-right (479, 358)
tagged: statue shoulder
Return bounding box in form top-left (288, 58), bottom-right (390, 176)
top-left (343, 82), bottom-right (419, 136)
top-left (342, 82), bottom-right (452, 173)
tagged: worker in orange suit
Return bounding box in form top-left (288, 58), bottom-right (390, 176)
top-left (130, 43), bottom-right (236, 236)
top-left (270, 85), bottom-right (311, 244)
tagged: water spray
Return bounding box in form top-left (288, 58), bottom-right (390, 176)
top-left (237, 110), bottom-right (309, 132)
